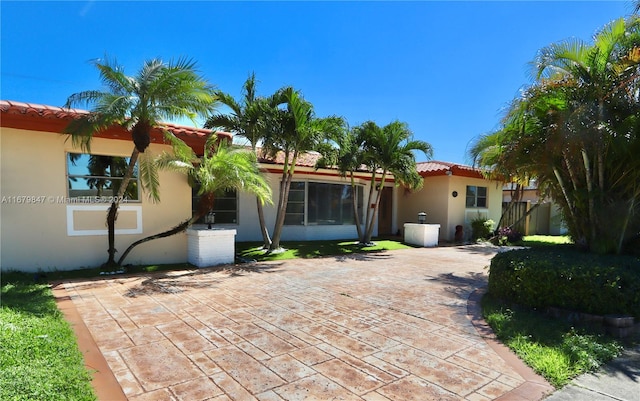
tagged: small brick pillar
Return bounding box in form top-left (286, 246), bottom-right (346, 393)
top-left (186, 228), bottom-right (236, 267)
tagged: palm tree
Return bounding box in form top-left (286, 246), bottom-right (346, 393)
top-left (315, 124), bottom-right (367, 239)
top-left (64, 56), bottom-right (217, 266)
top-left (117, 134), bottom-right (272, 265)
top-left (261, 87), bottom-right (346, 252)
top-left (355, 120), bottom-right (433, 245)
top-left (472, 16), bottom-right (640, 253)
top-left (204, 73), bottom-right (274, 249)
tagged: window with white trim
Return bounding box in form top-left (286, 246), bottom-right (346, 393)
top-left (67, 153), bottom-right (139, 201)
top-left (284, 181), bottom-right (364, 225)
top-left (466, 185), bottom-right (487, 208)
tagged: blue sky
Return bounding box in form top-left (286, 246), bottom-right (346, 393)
top-left (1, 1), bottom-right (634, 164)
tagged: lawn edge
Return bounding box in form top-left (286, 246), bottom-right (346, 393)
top-left (52, 282), bottom-right (127, 401)
top-left (467, 287), bottom-right (556, 401)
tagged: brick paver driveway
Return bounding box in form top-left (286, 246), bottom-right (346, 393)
top-left (56, 245), bottom-right (552, 400)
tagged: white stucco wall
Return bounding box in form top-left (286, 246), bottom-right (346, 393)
top-left (211, 168), bottom-right (388, 243)
top-left (399, 175), bottom-right (503, 241)
top-left (1, 127), bottom-right (190, 272)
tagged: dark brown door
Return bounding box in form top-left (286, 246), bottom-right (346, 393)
top-left (378, 187), bottom-right (393, 236)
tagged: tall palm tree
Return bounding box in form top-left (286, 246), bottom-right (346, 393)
top-left (472, 16), bottom-right (640, 253)
top-left (64, 56), bottom-right (217, 266)
top-left (355, 120), bottom-right (432, 245)
top-left (204, 73), bottom-right (274, 248)
top-left (117, 134), bottom-right (272, 265)
top-left (261, 87), bottom-right (346, 252)
top-left (315, 124), bottom-right (367, 239)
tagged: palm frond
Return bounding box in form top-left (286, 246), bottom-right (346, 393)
top-left (139, 150), bottom-right (161, 203)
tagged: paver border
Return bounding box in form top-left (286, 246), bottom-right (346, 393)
top-left (52, 282), bottom-right (127, 401)
top-left (467, 288), bottom-right (555, 401)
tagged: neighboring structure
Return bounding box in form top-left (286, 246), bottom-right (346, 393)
top-left (397, 161), bottom-right (503, 241)
top-left (502, 182), bottom-right (567, 235)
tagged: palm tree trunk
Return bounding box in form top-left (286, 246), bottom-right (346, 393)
top-left (581, 148), bottom-right (597, 246)
top-left (270, 167), bottom-right (295, 251)
top-left (364, 172), bottom-right (387, 244)
top-left (105, 148), bottom-right (140, 267)
top-left (350, 172), bottom-right (363, 240)
top-left (270, 153), bottom-right (297, 251)
top-left (117, 192), bottom-right (216, 265)
top-left (256, 197), bottom-right (272, 249)
top-left (361, 171), bottom-right (377, 243)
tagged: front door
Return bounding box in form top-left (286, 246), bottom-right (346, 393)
top-left (377, 187), bottom-right (393, 236)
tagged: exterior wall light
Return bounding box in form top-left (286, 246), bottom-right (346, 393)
top-left (205, 211), bottom-right (215, 229)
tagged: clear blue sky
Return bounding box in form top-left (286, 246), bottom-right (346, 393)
top-left (1, 1), bottom-right (634, 164)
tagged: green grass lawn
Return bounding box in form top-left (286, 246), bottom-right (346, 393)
top-left (1, 274), bottom-right (97, 401)
top-left (237, 239), bottom-right (413, 261)
top-left (519, 235), bottom-right (573, 247)
top-left (482, 294), bottom-right (624, 388)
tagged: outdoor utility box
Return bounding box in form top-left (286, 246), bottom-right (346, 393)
top-left (403, 223), bottom-right (440, 247)
top-left (186, 228), bottom-right (236, 267)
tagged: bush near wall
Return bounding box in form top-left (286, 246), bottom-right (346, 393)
top-left (488, 247), bottom-right (640, 318)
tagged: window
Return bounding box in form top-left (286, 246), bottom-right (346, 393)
top-left (192, 188), bottom-right (238, 224)
top-left (284, 182), bottom-right (306, 225)
top-left (284, 181), bottom-right (364, 225)
top-left (67, 153), bottom-right (139, 201)
top-left (466, 185), bottom-right (487, 208)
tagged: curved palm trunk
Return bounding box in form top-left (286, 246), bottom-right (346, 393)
top-left (117, 192), bottom-right (216, 266)
top-left (105, 148), bottom-right (140, 267)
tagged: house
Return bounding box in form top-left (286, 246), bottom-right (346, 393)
top-left (0, 100), bottom-right (228, 271)
top-left (0, 100), bottom-right (395, 271)
top-left (1, 100), bottom-right (504, 272)
top-left (397, 161), bottom-right (503, 241)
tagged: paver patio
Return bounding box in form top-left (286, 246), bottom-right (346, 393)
top-left (55, 245), bottom-right (553, 400)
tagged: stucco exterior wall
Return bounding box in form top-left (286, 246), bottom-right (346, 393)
top-left (398, 176), bottom-right (451, 238)
top-left (1, 127), bottom-right (190, 272)
top-left (398, 175), bottom-right (502, 241)
top-left (208, 168), bottom-right (386, 242)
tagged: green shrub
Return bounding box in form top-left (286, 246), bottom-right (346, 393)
top-left (488, 247), bottom-right (640, 318)
top-left (471, 217), bottom-right (494, 241)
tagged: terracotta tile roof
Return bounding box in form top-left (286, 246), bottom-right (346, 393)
top-left (0, 100), bottom-right (231, 153)
top-left (416, 160), bottom-right (487, 179)
top-left (257, 149), bottom-right (323, 168)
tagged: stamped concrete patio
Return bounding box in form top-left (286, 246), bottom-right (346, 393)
top-left (55, 245), bottom-right (553, 401)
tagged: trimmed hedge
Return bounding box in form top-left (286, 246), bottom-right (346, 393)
top-left (488, 247), bottom-right (640, 318)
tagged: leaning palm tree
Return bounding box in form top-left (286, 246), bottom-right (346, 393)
top-left (64, 56), bottom-right (217, 266)
top-left (204, 73), bottom-right (274, 249)
top-left (356, 120), bottom-right (433, 245)
top-left (117, 134), bottom-right (272, 265)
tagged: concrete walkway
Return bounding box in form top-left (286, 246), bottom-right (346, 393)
top-left (543, 345), bottom-right (640, 401)
top-left (55, 245), bottom-right (555, 400)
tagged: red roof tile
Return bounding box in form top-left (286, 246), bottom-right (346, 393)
top-left (416, 161), bottom-right (486, 179)
top-left (0, 100), bottom-right (231, 154)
